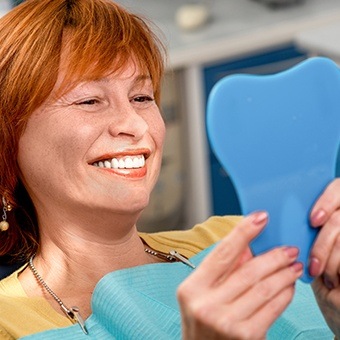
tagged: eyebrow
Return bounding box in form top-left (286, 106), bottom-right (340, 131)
top-left (133, 74), bottom-right (152, 85)
top-left (92, 74), bottom-right (151, 85)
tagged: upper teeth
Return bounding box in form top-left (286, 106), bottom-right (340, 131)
top-left (93, 155), bottom-right (145, 169)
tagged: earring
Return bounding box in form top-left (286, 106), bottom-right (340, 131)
top-left (0, 196), bottom-right (12, 232)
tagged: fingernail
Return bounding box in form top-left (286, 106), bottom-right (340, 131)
top-left (323, 276), bottom-right (334, 290)
top-left (309, 257), bottom-right (321, 277)
top-left (252, 211), bottom-right (268, 226)
top-left (311, 209), bottom-right (326, 226)
top-left (290, 262), bottom-right (303, 273)
top-left (284, 247), bottom-right (299, 258)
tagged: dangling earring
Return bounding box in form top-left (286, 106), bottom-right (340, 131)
top-left (0, 196), bottom-right (12, 232)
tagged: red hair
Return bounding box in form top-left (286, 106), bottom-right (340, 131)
top-left (0, 0), bottom-right (166, 263)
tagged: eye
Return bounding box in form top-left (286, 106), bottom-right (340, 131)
top-left (132, 95), bottom-right (154, 103)
top-left (76, 98), bottom-right (100, 106)
top-left (73, 97), bottom-right (107, 113)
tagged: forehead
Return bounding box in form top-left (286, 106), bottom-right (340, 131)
top-left (52, 22), bottom-right (163, 103)
top-left (68, 74), bottom-right (153, 96)
top-left (55, 54), bottom-right (151, 98)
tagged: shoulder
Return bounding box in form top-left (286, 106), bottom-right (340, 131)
top-left (139, 215), bottom-right (243, 258)
top-left (0, 264), bottom-right (28, 298)
top-left (0, 324), bottom-right (14, 340)
top-left (0, 275), bottom-right (26, 340)
top-left (0, 269), bottom-right (71, 339)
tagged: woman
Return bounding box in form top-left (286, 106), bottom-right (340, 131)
top-left (0, 0), bottom-right (339, 339)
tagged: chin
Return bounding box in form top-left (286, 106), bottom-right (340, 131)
top-left (118, 194), bottom-right (150, 214)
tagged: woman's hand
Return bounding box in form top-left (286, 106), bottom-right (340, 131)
top-left (177, 212), bottom-right (302, 340)
top-left (309, 178), bottom-right (340, 337)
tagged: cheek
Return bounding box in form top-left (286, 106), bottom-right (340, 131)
top-left (17, 114), bottom-right (93, 185)
top-left (150, 113), bottom-right (166, 150)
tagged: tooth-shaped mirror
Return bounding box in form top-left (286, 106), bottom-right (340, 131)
top-left (206, 57), bottom-right (340, 283)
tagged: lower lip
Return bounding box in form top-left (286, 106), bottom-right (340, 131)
top-left (97, 167), bottom-right (147, 178)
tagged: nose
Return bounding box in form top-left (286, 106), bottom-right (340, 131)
top-left (108, 104), bottom-right (148, 140)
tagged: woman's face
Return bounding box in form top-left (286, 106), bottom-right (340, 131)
top-left (17, 60), bottom-right (165, 216)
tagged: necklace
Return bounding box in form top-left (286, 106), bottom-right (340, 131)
top-left (28, 256), bottom-right (88, 335)
top-left (28, 247), bottom-right (195, 335)
top-left (144, 246), bottom-right (196, 269)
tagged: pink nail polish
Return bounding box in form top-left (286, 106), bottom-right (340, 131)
top-left (309, 257), bottom-right (321, 277)
top-left (252, 211), bottom-right (268, 226)
top-left (311, 209), bottom-right (326, 226)
top-left (284, 247), bottom-right (299, 258)
top-left (290, 262), bottom-right (303, 273)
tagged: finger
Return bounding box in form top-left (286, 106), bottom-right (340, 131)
top-left (312, 276), bottom-right (332, 308)
top-left (312, 277), bottom-right (340, 308)
top-left (309, 210), bottom-right (340, 277)
top-left (187, 211), bottom-right (268, 290)
top-left (310, 178), bottom-right (340, 227)
top-left (228, 261), bottom-right (302, 320)
top-left (322, 233), bottom-right (340, 289)
top-left (207, 284), bottom-right (297, 339)
top-left (237, 285), bottom-right (296, 338)
top-left (214, 246), bottom-right (300, 303)
top-left (312, 276), bottom-right (327, 298)
top-left (234, 246), bottom-right (253, 268)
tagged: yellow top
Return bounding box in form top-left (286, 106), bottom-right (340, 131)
top-left (0, 215), bottom-right (241, 339)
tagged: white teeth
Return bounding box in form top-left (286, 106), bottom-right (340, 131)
top-left (132, 157), bottom-right (140, 168)
top-left (111, 158), bottom-right (119, 169)
top-left (118, 159), bottom-right (125, 168)
top-left (139, 157), bottom-right (145, 167)
top-left (93, 155), bottom-right (145, 170)
top-left (125, 158), bottom-right (133, 168)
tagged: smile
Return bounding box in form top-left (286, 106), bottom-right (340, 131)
top-left (92, 155), bottom-right (146, 169)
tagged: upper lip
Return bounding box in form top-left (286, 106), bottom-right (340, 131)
top-left (88, 148), bottom-right (151, 165)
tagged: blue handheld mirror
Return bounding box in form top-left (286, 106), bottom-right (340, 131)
top-left (206, 57), bottom-right (340, 283)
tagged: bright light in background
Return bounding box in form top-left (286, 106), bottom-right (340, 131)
top-left (0, 0), bottom-right (11, 13)
top-left (0, 0), bottom-right (25, 16)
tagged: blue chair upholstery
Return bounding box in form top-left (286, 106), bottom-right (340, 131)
top-left (0, 262), bottom-right (23, 279)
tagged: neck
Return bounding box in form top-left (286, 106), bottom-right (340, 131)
top-left (40, 224), bottom-right (150, 274)
top-left (19, 212), bottom-right (157, 319)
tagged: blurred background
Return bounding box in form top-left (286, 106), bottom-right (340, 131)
top-left (3, 0), bottom-right (340, 232)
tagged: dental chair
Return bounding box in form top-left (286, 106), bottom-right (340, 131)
top-left (0, 262), bottom-right (23, 279)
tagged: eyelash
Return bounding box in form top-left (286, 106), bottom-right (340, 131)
top-left (132, 95), bottom-right (154, 103)
top-left (76, 99), bottom-right (99, 106)
top-left (74, 95), bottom-right (154, 107)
